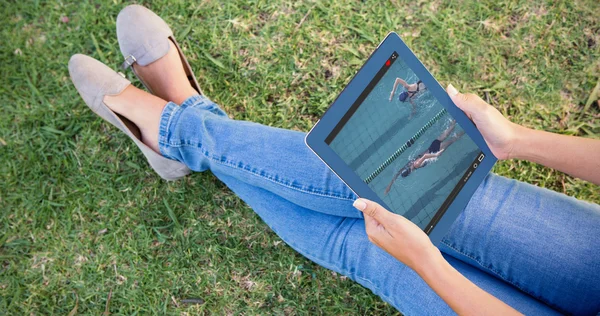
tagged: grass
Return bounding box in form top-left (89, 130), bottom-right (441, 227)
top-left (1, 0), bottom-right (599, 314)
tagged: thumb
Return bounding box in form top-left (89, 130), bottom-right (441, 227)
top-left (353, 198), bottom-right (394, 226)
top-left (446, 84), bottom-right (487, 118)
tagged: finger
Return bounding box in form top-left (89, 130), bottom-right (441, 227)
top-left (362, 213), bottom-right (386, 246)
top-left (446, 84), bottom-right (488, 117)
top-left (363, 212), bottom-right (382, 230)
top-left (362, 213), bottom-right (378, 233)
top-left (353, 198), bottom-right (395, 226)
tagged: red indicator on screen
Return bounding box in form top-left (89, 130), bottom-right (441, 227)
top-left (385, 60), bottom-right (391, 67)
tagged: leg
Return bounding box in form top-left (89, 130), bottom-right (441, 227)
top-left (440, 174), bottom-right (600, 315)
top-left (439, 130), bottom-right (464, 152)
top-left (100, 41), bottom-right (358, 218)
top-left (131, 40), bottom-right (198, 104)
top-left (103, 74), bottom-right (358, 217)
top-left (437, 120), bottom-right (456, 142)
top-left (104, 85), bottom-right (166, 153)
top-left (213, 172), bottom-right (561, 315)
top-left (103, 38), bottom-right (198, 153)
top-left (158, 96), bottom-right (360, 218)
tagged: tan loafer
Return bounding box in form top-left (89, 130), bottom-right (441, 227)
top-left (68, 54), bottom-right (191, 181)
top-left (116, 4), bottom-right (203, 95)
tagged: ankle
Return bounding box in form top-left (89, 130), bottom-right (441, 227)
top-left (103, 85), bottom-right (132, 114)
top-left (103, 85), bottom-right (166, 153)
top-left (172, 86), bottom-right (200, 105)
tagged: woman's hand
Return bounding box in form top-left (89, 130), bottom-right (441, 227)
top-left (352, 198), bottom-right (440, 272)
top-left (446, 84), bottom-right (521, 160)
top-left (353, 198), bottom-right (522, 315)
top-left (447, 84), bottom-right (600, 184)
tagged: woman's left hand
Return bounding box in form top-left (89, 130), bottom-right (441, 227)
top-left (353, 198), bottom-right (440, 271)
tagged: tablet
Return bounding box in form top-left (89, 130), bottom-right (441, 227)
top-left (305, 32), bottom-right (497, 245)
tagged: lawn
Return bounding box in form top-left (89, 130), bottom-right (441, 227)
top-left (1, 0), bottom-right (599, 314)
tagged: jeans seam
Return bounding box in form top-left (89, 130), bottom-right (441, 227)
top-left (440, 240), bottom-right (566, 314)
top-left (167, 141), bottom-right (356, 201)
top-left (213, 153), bottom-right (356, 201)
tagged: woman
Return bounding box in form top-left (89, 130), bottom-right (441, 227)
top-left (384, 120), bottom-right (464, 195)
top-left (389, 77), bottom-right (427, 117)
top-left (69, 5), bottom-right (600, 315)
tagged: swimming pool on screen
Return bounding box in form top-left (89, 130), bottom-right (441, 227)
top-left (329, 58), bottom-right (480, 229)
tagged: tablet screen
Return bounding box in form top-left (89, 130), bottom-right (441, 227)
top-left (325, 51), bottom-right (484, 232)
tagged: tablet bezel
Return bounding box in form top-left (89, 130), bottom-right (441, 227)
top-left (305, 32), bottom-right (497, 245)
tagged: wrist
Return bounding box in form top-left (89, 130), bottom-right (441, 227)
top-left (508, 123), bottom-right (532, 160)
top-left (412, 246), bottom-right (447, 277)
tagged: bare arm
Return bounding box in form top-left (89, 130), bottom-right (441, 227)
top-left (389, 78), bottom-right (410, 101)
top-left (418, 252), bottom-right (522, 316)
top-left (384, 169), bottom-right (403, 194)
top-left (513, 127), bottom-right (600, 185)
top-left (354, 199), bottom-right (522, 316)
top-left (414, 151), bottom-right (443, 168)
top-left (447, 84), bottom-right (600, 185)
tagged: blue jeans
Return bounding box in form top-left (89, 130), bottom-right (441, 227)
top-left (158, 95), bottom-right (600, 315)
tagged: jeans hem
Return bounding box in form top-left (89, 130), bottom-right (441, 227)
top-left (158, 101), bottom-right (181, 159)
top-left (158, 95), bottom-right (207, 159)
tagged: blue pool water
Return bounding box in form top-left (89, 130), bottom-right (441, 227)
top-left (330, 58), bottom-right (480, 229)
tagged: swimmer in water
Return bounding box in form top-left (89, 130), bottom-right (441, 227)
top-left (389, 77), bottom-right (427, 118)
top-left (384, 120), bottom-right (464, 195)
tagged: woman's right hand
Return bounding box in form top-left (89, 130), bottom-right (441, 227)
top-left (446, 84), bottom-right (522, 160)
top-left (353, 199), bottom-right (522, 315)
top-left (352, 198), bottom-right (440, 272)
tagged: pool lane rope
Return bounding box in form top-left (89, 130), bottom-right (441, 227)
top-left (363, 108), bottom-right (448, 184)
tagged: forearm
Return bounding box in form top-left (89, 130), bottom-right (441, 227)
top-left (415, 153), bottom-right (440, 167)
top-left (398, 78), bottom-right (410, 89)
top-left (390, 79), bottom-right (401, 96)
top-left (416, 251), bottom-right (521, 315)
top-left (386, 172), bottom-right (401, 192)
top-left (512, 125), bottom-right (600, 185)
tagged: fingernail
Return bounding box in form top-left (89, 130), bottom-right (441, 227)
top-left (353, 199), bottom-right (367, 211)
top-left (447, 84), bottom-right (458, 96)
